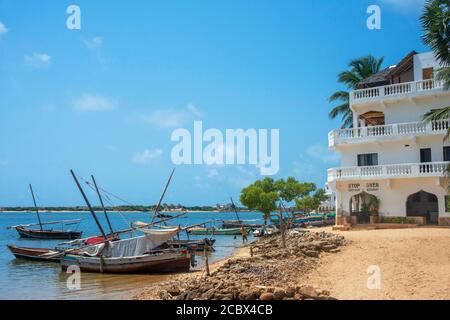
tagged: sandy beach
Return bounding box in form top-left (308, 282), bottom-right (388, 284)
top-left (305, 227), bottom-right (450, 300)
top-left (134, 226), bottom-right (450, 300)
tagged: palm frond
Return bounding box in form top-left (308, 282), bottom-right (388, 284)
top-left (420, 0), bottom-right (450, 65)
top-left (436, 67), bottom-right (450, 90)
top-left (328, 102), bottom-right (350, 120)
top-left (328, 90), bottom-right (349, 103)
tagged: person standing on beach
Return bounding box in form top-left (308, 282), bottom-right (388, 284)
top-left (241, 226), bottom-right (248, 243)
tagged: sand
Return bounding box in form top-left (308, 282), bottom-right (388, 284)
top-left (304, 227), bottom-right (450, 300)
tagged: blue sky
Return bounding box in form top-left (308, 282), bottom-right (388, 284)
top-left (0, 0), bottom-right (429, 206)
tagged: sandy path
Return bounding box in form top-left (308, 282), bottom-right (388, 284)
top-left (305, 227), bottom-right (450, 300)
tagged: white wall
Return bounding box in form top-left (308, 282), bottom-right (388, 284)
top-left (338, 136), bottom-right (450, 167)
top-left (335, 177), bottom-right (449, 218)
top-left (414, 51), bottom-right (444, 81)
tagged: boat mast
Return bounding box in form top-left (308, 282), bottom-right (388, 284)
top-left (151, 168), bottom-right (175, 223)
top-left (70, 170), bottom-right (108, 240)
top-left (29, 184), bottom-right (43, 231)
top-left (230, 197), bottom-right (241, 223)
top-left (91, 175), bottom-right (114, 235)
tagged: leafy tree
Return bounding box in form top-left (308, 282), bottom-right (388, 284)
top-left (240, 177), bottom-right (322, 219)
top-left (295, 188), bottom-right (328, 213)
top-left (240, 178), bottom-right (278, 220)
top-left (328, 55), bottom-right (385, 128)
top-left (422, 0), bottom-right (450, 139)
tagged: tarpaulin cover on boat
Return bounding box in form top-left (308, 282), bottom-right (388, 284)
top-left (81, 228), bottom-right (180, 258)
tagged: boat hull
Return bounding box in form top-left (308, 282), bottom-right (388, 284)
top-left (15, 226), bottom-right (82, 240)
top-left (7, 245), bottom-right (60, 262)
top-left (188, 227), bottom-right (245, 236)
top-left (168, 239), bottom-right (216, 251)
top-left (60, 251), bottom-right (191, 274)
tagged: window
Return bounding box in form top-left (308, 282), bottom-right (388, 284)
top-left (444, 147), bottom-right (450, 161)
top-left (446, 196), bottom-right (450, 212)
top-left (357, 153), bottom-right (378, 166)
top-left (420, 148), bottom-right (432, 163)
top-left (422, 68), bottom-right (434, 80)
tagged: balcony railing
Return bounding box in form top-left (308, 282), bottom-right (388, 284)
top-left (329, 119), bottom-right (450, 147)
top-left (350, 79), bottom-right (446, 104)
top-left (328, 161), bottom-right (449, 182)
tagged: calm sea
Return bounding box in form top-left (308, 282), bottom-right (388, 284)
top-left (0, 211), bottom-right (262, 300)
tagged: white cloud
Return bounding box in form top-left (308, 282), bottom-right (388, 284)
top-left (84, 36), bottom-right (103, 49)
top-left (142, 103), bottom-right (203, 129)
top-left (306, 144), bottom-right (339, 164)
top-left (72, 94), bottom-right (116, 112)
top-left (143, 109), bottom-right (189, 128)
top-left (207, 168), bottom-right (219, 178)
top-left (292, 144), bottom-right (339, 184)
top-left (132, 149), bottom-right (163, 165)
top-left (24, 53), bottom-right (51, 68)
top-left (0, 22), bottom-right (8, 35)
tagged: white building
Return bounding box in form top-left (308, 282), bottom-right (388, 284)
top-left (319, 183), bottom-right (336, 212)
top-left (328, 51), bottom-right (450, 226)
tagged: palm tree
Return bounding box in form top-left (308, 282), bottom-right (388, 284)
top-left (329, 55), bottom-right (384, 128)
top-left (421, 0), bottom-right (450, 89)
top-left (421, 0), bottom-right (450, 138)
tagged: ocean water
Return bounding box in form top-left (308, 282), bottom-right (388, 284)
top-left (0, 211), bottom-right (262, 300)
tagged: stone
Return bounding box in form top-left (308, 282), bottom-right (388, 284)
top-left (273, 289), bottom-right (286, 300)
top-left (259, 292), bottom-right (275, 300)
top-left (298, 286), bottom-right (319, 299)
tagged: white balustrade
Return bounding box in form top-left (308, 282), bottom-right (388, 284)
top-left (351, 79), bottom-right (444, 103)
top-left (329, 119), bottom-right (449, 147)
top-left (328, 162), bottom-right (449, 182)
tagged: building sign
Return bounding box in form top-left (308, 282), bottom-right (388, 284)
top-left (348, 183), bottom-right (361, 192)
top-left (366, 182), bottom-right (379, 192)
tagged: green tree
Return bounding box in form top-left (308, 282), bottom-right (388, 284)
top-left (240, 177), bottom-right (278, 220)
top-left (328, 55), bottom-right (385, 128)
top-left (240, 177), bottom-right (322, 219)
top-left (422, 1), bottom-right (450, 139)
top-left (421, 0), bottom-right (450, 88)
top-left (295, 188), bottom-right (328, 213)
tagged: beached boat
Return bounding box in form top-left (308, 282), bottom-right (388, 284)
top-left (187, 227), bottom-right (245, 236)
top-left (220, 220), bottom-right (262, 229)
top-left (9, 185), bottom-right (83, 240)
top-left (14, 225), bottom-right (82, 240)
top-left (7, 245), bottom-right (61, 263)
top-left (167, 238), bottom-right (216, 251)
top-left (61, 249), bottom-right (191, 273)
top-left (60, 227), bottom-right (194, 274)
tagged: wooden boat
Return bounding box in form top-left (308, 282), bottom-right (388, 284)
top-left (167, 238), bottom-right (216, 251)
top-left (10, 185), bottom-right (83, 240)
top-left (187, 227), bottom-right (246, 236)
top-left (14, 225), bottom-right (83, 240)
top-left (7, 245), bottom-right (61, 262)
top-left (221, 220), bottom-right (262, 229)
top-left (61, 249), bottom-right (191, 274)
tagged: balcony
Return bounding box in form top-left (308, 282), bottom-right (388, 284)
top-left (328, 161), bottom-right (449, 182)
top-left (350, 79), bottom-right (447, 106)
top-left (329, 119), bottom-right (449, 148)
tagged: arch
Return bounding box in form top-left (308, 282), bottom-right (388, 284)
top-left (406, 190), bottom-right (439, 224)
top-left (349, 192), bottom-right (379, 224)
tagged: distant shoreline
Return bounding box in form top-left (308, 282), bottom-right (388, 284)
top-left (0, 210), bottom-right (254, 214)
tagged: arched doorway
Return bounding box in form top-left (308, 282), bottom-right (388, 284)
top-left (406, 190), bottom-right (439, 224)
top-left (349, 192), bottom-right (379, 224)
